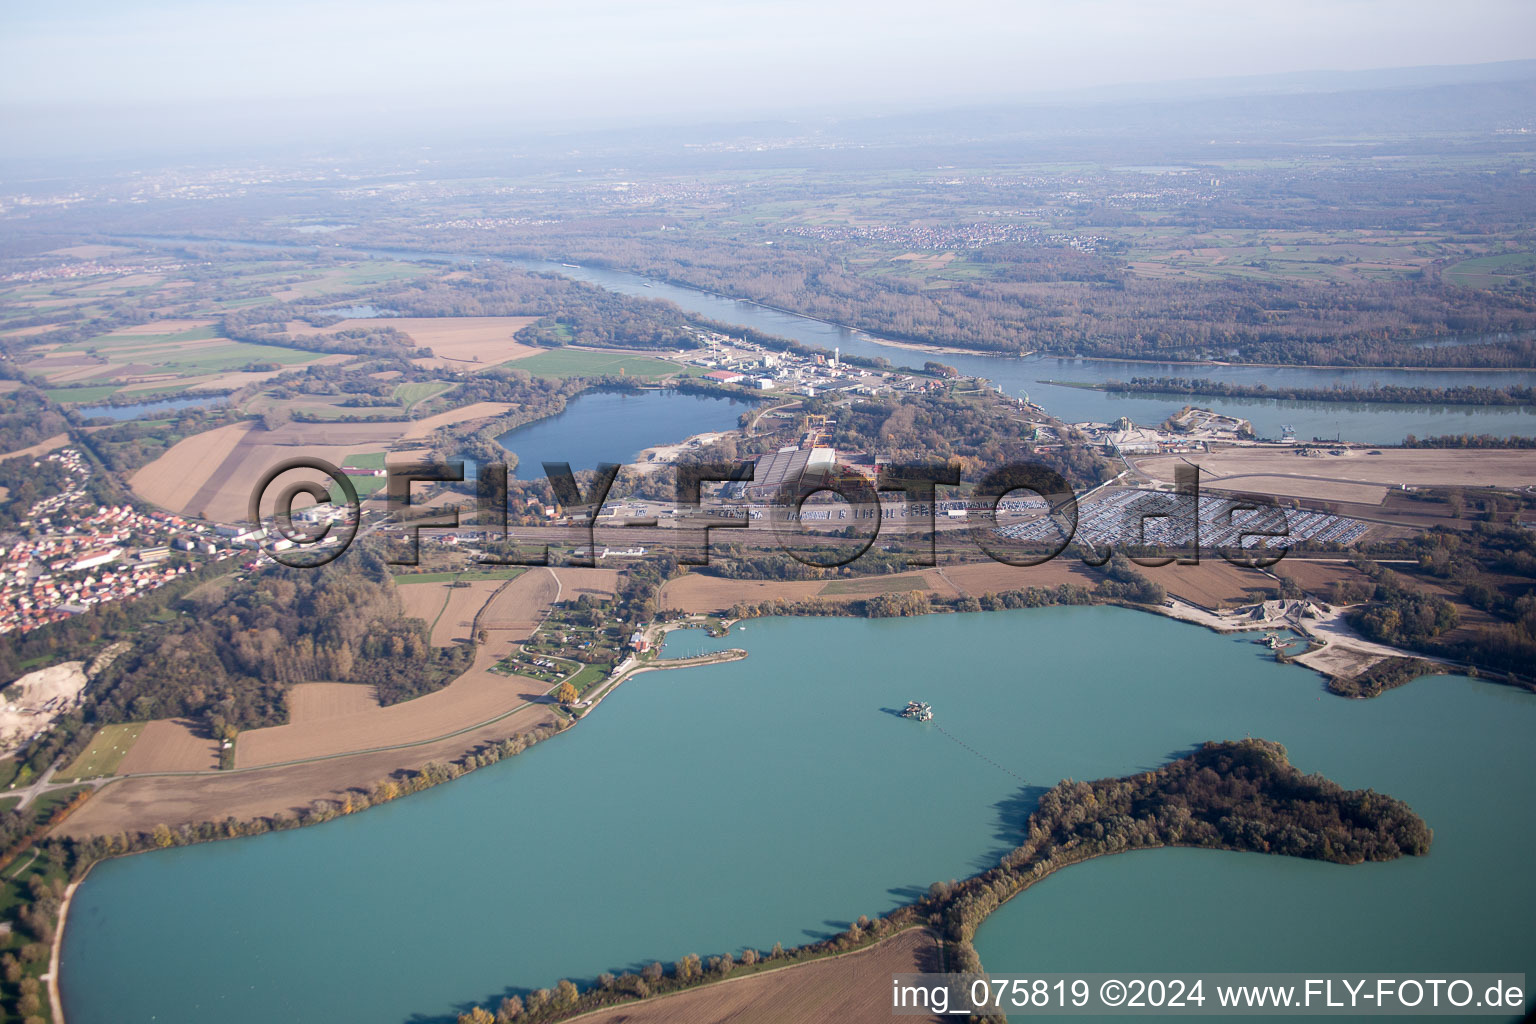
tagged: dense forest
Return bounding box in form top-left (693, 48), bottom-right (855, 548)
top-left (0, 389), bottom-right (69, 454)
top-left (89, 547), bottom-right (474, 732)
top-left (1343, 522), bottom-right (1536, 680)
top-left (1098, 377), bottom-right (1536, 407)
top-left (828, 392), bottom-right (1112, 490)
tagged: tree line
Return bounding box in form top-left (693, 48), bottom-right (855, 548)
top-left (1101, 377), bottom-right (1536, 407)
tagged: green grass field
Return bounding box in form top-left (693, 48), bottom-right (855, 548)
top-left (64, 324), bottom-right (221, 351)
top-left (278, 262), bottom-right (431, 298)
top-left (27, 786), bottom-right (90, 820)
top-left (275, 400), bottom-right (404, 421)
top-left (54, 331), bottom-right (327, 385)
top-left (43, 384), bottom-right (133, 404)
top-left (1444, 252), bottom-right (1536, 288)
top-left (342, 451), bottom-right (388, 470)
top-left (53, 723), bottom-right (146, 782)
top-left (47, 381), bottom-right (204, 405)
top-left (394, 381), bottom-right (454, 408)
top-left (820, 576), bottom-right (928, 595)
top-left (391, 568), bottom-right (528, 584)
top-left (564, 662), bottom-right (611, 695)
top-left (506, 348), bottom-right (688, 380)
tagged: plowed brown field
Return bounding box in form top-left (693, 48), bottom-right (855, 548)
top-left (116, 719), bottom-right (220, 774)
top-left (574, 928), bottom-right (944, 1024)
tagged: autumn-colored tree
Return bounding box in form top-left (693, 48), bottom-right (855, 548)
top-left (555, 681), bottom-right (579, 704)
top-left (675, 953), bottom-right (702, 982)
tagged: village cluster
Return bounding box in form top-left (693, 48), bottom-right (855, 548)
top-left (0, 448), bottom-right (253, 634)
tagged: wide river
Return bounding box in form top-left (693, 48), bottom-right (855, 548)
top-left (121, 237), bottom-right (1536, 444)
top-left (61, 606), bottom-right (1535, 1023)
top-left (523, 261), bottom-right (1536, 445)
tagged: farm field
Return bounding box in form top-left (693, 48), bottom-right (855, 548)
top-left (505, 348), bottom-right (691, 380)
top-left (127, 404), bottom-right (514, 522)
top-left (661, 558), bottom-right (1274, 616)
top-left (660, 576), bottom-right (835, 613)
top-left (575, 928), bottom-right (944, 1024)
top-left (114, 719), bottom-right (220, 774)
top-left (549, 566), bottom-right (620, 601)
top-left (391, 568), bottom-right (530, 584)
top-left (394, 380), bottom-right (453, 409)
top-left (266, 261), bottom-right (431, 301)
top-left (0, 432), bottom-right (70, 462)
top-left (1273, 558), bottom-right (1371, 598)
top-left (423, 579), bottom-right (508, 646)
top-left (22, 320), bottom-right (332, 402)
top-left (476, 567), bottom-right (561, 638)
top-left (820, 572), bottom-right (952, 596)
top-left (53, 723), bottom-right (146, 782)
top-left (400, 401), bottom-right (515, 440)
top-left (283, 682), bottom-right (381, 722)
top-left (55, 700), bottom-right (561, 835)
top-left (395, 578), bottom-right (454, 624)
top-left (299, 315), bottom-right (542, 367)
top-left (1134, 448), bottom-right (1536, 505)
top-left (1442, 251), bottom-right (1536, 288)
top-left (233, 634), bottom-right (550, 769)
top-left (944, 556), bottom-right (1276, 609)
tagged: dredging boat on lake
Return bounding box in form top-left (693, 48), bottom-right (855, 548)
top-left (901, 700), bottom-right (934, 721)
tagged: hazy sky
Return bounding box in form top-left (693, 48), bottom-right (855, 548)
top-left (3, 0), bottom-right (1534, 154)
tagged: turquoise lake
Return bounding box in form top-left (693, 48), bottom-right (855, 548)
top-left (61, 606), bottom-right (1536, 1023)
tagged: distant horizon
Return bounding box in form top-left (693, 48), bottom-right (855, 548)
top-left (3, 56), bottom-right (1534, 173)
top-left (3, 0), bottom-right (1534, 161)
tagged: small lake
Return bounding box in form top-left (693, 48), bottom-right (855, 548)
top-left (494, 388), bottom-right (754, 478)
top-left (61, 607), bottom-right (1536, 1024)
top-left (75, 395), bottom-right (227, 421)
